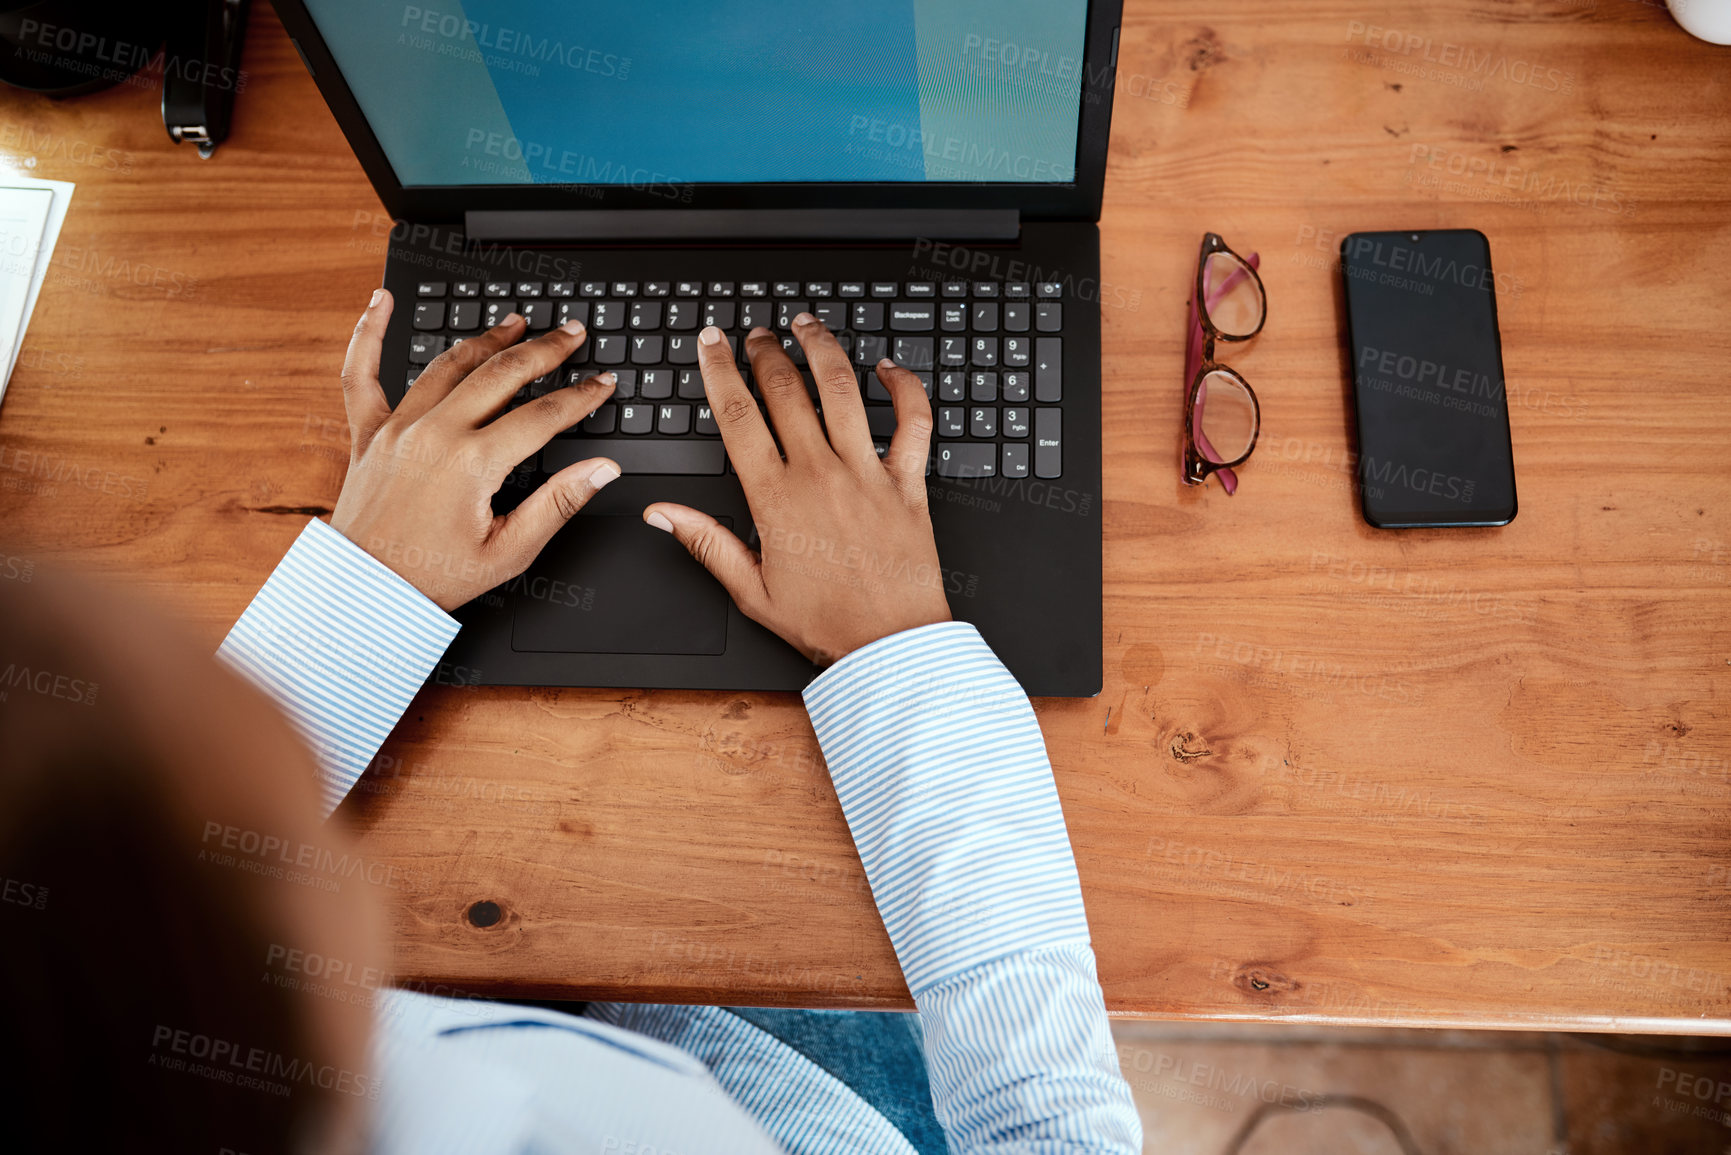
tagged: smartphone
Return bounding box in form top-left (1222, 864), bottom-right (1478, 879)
top-left (1339, 228), bottom-right (1518, 528)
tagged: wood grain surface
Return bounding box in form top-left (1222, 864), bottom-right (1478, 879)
top-left (0, 2), bottom-right (1726, 1031)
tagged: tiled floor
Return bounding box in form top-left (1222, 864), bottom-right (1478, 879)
top-left (1109, 1021), bottom-right (1731, 1154)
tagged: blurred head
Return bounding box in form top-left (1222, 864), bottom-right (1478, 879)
top-left (0, 563), bottom-right (385, 1153)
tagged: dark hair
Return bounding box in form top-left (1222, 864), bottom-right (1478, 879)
top-left (0, 567), bottom-right (350, 1154)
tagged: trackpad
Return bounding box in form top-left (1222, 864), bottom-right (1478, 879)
top-left (510, 516), bottom-right (728, 655)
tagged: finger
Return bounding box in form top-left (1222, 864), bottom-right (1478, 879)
top-left (743, 326), bottom-right (829, 465)
top-left (880, 358), bottom-right (935, 493)
top-left (485, 372), bottom-right (617, 471)
top-left (396, 313), bottom-right (527, 424)
top-left (340, 289), bottom-right (394, 456)
top-left (443, 319), bottom-right (589, 427)
top-left (792, 313), bottom-right (875, 471)
top-left (698, 325), bottom-right (781, 484)
top-left (492, 453), bottom-right (621, 562)
top-left (643, 502), bottom-right (769, 617)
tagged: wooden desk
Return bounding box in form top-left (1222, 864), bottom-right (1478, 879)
top-left (1, 2), bottom-right (1727, 1033)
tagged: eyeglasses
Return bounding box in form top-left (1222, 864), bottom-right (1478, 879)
top-left (1183, 232), bottom-right (1266, 495)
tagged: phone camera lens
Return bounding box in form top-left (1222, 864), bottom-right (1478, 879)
top-left (1410, 233), bottom-right (1420, 242)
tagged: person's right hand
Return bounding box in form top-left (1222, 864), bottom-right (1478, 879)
top-left (643, 316), bottom-right (952, 667)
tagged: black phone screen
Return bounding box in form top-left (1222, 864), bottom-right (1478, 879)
top-left (1339, 229), bottom-right (1517, 527)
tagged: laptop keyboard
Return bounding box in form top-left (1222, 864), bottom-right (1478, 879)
top-left (406, 278), bottom-right (1064, 480)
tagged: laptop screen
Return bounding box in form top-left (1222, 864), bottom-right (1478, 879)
top-left (303, 1), bottom-right (1092, 188)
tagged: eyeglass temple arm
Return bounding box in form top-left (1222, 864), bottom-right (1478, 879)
top-left (1187, 252), bottom-right (1260, 496)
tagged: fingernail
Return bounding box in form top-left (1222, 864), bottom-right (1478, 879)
top-left (559, 318), bottom-right (585, 336)
top-left (645, 510), bottom-right (674, 533)
top-left (588, 461), bottom-right (620, 488)
top-left (369, 288), bottom-right (386, 308)
top-left (598, 371), bottom-right (616, 385)
top-left (502, 312), bottom-right (523, 327)
top-left (698, 326), bottom-right (722, 346)
top-left (794, 311), bottom-right (816, 326)
top-left (878, 357), bottom-right (896, 370)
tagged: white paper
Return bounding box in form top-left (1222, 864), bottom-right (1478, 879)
top-left (0, 186), bottom-right (51, 396)
top-left (0, 175), bottom-right (75, 392)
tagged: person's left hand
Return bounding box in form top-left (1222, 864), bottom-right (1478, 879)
top-left (328, 289), bottom-right (620, 610)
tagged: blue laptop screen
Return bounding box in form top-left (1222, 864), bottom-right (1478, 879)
top-left (303, 1), bottom-right (1091, 186)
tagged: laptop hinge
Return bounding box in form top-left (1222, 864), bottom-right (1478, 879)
top-left (464, 208), bottom-right (1020, 245)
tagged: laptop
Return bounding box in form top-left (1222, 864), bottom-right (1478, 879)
top-left (274, 0), bottom-right (1120, 696)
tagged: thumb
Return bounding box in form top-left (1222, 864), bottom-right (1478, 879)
top-left (644, 503), bottom-right (767, 612)
top-left (495, 456), bottom-right (620, 558)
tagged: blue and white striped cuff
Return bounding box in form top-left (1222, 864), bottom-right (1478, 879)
top-left (802, 621), bottom-right (1092, 994)
top-left (216, 518), bottom-right (460, 817)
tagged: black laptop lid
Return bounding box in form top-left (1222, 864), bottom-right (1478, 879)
top-left (270, 0), bottom-right (1122, 223)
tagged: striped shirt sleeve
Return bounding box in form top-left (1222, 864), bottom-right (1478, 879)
top-left (215, 518), bottom-right (460, 817)
top-left (803, 620), bottom-right (1140, 1153)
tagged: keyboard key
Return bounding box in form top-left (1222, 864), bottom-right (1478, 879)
top-left (1003, 370), bottom-right (1030, 403)
top-left (970, 371), bottom-right (998, 402)
top-left (484, 281), bottom-right (511, 297)
top-left (974, 281), bottom-right (1001, 298)
top-left (557, 300), bottom-right (590, 328)
top-left (407, 334), bottom-right (446, 364)
top-left (516, 281), bottom-right (544, 297)
top-left (854, 333), bottom-right (888, 366)
top-left (942, 281), bottom-right (968, 298)
top-left (937, 407), bottom-right (965, 437)
top-left (640, 369), bottom-right (674, 400)
top-left (1006, 282), bottom-right (1031, 298)
top-left (631, 301), bottom-right (663, 330)
top-left (695, 405), bottom-right (719, 435)
top-left (483, 300), bottom-right (517, 327)
top-left (805, 282), bottom-right (833, 297)
top-left (935, 442), bottom-right (996, 478)
top-left (864, 407), bottom-right (898, 437)
top-left (852, 302), bottom-right (885, 331)
top-left (676, 281), bottom-right (703, 297)
top-left (971, 337), bottom-right (999, 367)
top-left (416, 281), bottom-right (446, 298)
top-left (656, 403), bottom-right (692, 435)
top-left (906, 282), bottom-right (935, 298)
top-left (1036, 302), bottom-right (1064, 332)
top-left (593, 334), bottom-right (628, 365)
top-left (839, 282), bottom-right (866, 298)
top-left (893, 336), bottom-right (934, 370)
top-left (970, 406), bottom-right (998, 438)
top-left (779, 335), bottom-right (807, 366)
top-left (870, 281), bottom-right (899, 298)
top-left (773, 281), bottom-right (801, 296)
top-left (1004, 302), bottom-right (1030, 333)
top-left (1001, 443), bottom-right (1030, 478)
top-left (449, 300), bottom-right (481, 331)
top-left (582, 281), bottom-right (608, 297)
top-left (1035, 338), bottom-right (1062, 401)
top-left (739, 281), bottom-right (767, 297)
top-left (617, 404), bottom-right (654, 434)
top-left (453, 281), bottom-right (481, 298)
top-left (613, 282), bottom-right (639, 297)
top-left (1035, 408), bottom-right (1062, 477)
top-left (406, 368), bottom-right (423, 388)
top-left (630, 335), bottom-right (664, 363)
top-left (521, 301), bottom-right (553, 330)
top-left (1037, 282), bottom-right (1063, 298)
top-left (591, 301), bottom-right (625, 330)
top-left (549, 282), bottom-right (575, 298)
top-left (865, 369), bottom-right (931, 401)
top-left (675, 369), bottom-right (705, 399)
top-left (972, 303), bottom-right (999, 332)
top-left (889, 302), bottom-right (935, 331)
top-left (1003, 336), bottom-right (1031, 367)
top-left (565, 334), bottom-right (591, 365)
top-left (939, 337), bottom-right (967, 367)
top-left (1003, 407), bottom-right (1030, 438)
top-left (412, 302), bottom-right (445, 330)
top-left (582, 403), bottom-right (617, 434)
top-left (644, 281), bottom-right (671, 297)
top-left (665, 300), bottom-right (699, 331)
top-left (609, 369), bottom-right (638, 400)
top-left (940, 302), bottom-right (967, 332)
top-left (814, 302), bottom-right (847, 331)
top-left (938, 371), bottom-right (966, 402)
top-left (667, 333), bottom-right (701, 364)
top-left (708, 282), bottom-right (735, 297)
top-left (739, 300), bottom-right (771, 331)
top-left (704, 301), bottom-right (737, 329)
top-left (543, 438), bottom-right (725, 474)
top-left (775, 302), bottom-right (809, 330)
